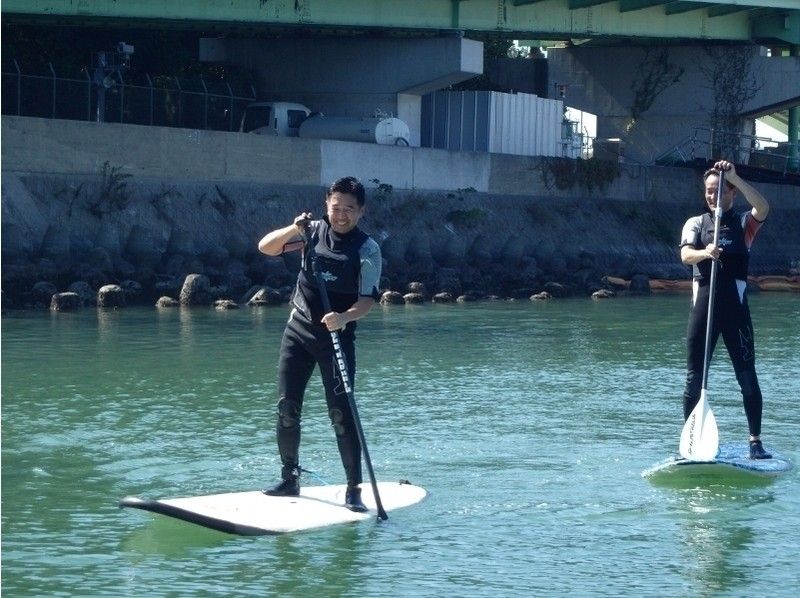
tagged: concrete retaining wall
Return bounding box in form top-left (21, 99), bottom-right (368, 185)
top-left (5, 115), bottom-right (799, 205)
top-left (0, 115), bottom-right (709, 203)
top-left (2, 116), bottom-right (322, 185)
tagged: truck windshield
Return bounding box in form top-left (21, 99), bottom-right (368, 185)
top-left (242, 106), bottom-right (273, 132)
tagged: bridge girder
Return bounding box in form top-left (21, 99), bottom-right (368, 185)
top-left (2, 0), bottom-right (799, 45)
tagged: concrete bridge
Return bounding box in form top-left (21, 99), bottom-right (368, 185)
top-left (4, 1), bottom-right (799, 44)
top-left (3, 0), bottom-right (799, 166)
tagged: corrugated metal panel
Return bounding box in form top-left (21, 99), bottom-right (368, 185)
top-left (462, 91), bottom-right (477, 151)
top-left (432, 92), bottom-right (448, 149)
top-left (447, 93), bottom-right (462, 150)
top-left (475, 93), bottom-right (490, 153)
top-left (421, 90), bottom-right (563, 157)
top-left (420, 93), bottom-right (433, 148)
top-left (488, 92), bottom-right (562, 157)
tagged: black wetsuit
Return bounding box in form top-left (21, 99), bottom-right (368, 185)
top-left (679, 208), bottom-right (765, 435)
top-left (274, 217), bottom-right (381, 485)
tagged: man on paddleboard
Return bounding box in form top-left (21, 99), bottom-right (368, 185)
top-left (257, 176), bottom-right (382, 511)
top-left (679, 160), bottom-right (772, 459)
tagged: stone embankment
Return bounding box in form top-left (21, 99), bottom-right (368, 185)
top-left (3, 169), bottom-right (799, 312)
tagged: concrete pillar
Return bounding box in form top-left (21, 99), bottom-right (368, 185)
top-left (547, 45), bottom-right (800, 166)
top-left (789, 45), bottom-right (799, 172)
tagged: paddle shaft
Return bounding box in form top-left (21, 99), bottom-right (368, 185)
top-left (678, 170), bottom-right (724, 460)
top-left (700, 170), bottom-right (725, 393)
top-left (301, 223), bottom-right (388, 521)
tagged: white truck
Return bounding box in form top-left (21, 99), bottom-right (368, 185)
top-left (239, 101), bottom-right (410, 146)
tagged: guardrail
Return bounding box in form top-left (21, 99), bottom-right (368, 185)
top-left (1, 60), bottom-right (256, 132)
top-left (656, 126), bottom-right (798, 175)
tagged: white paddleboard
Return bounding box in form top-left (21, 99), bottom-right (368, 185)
top-left (120, 480), bottom-right (426, 535)
top-left (643, 441), bottom-right (792, 485)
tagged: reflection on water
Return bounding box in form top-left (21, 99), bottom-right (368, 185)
top-left (271, 525), bottom-right (365, 595)
top-left (674, 488), bottom-right (775, 595)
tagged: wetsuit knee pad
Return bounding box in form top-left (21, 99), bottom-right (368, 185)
top-left (328, 408), bottom-right (347, 437)
top-left (277, 398), bottom-right (301, 429)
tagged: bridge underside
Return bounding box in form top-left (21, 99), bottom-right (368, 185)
top-left (3, 1), bottom-right (800, 46)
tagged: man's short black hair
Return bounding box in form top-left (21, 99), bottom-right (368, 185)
top-left (327, 176), bottom-right (366, 206)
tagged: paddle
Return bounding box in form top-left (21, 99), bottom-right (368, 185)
top-left (679, 170), bottom-right (724, 461)
top-left (299, 221), bottom-right (389, 521)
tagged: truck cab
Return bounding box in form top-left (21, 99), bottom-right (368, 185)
top-left (239, 102), bottom-right (312, 137)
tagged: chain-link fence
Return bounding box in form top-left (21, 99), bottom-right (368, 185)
top-left (1, 60), bottom-right (256, 132)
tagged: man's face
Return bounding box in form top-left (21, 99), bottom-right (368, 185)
top-left (704, 174), bottom-right (735, 212)
top-left (326, 192), bottom-right (364, 234)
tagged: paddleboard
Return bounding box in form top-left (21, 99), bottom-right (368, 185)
top-left (120, 480), bottom-right (426, 535)
top-left (643, 441), bottom-right (792, 486)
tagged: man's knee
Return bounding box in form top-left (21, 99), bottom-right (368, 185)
top-left (328, 408), bottom-right (349, 437)
top-left (277, 398), bottom-right (301, 429)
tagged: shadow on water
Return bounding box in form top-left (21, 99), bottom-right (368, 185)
top-left (646, 469), bottom-right (780, 491)
top-left (121, 514), bottom-right (373, 594)
top-left (119, 515), bottom-right (236, 557)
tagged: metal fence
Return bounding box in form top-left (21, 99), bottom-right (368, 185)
top-left (656, 126), bottom-right (798, 174)
top-left (1, 60), bottom-right (256, 133)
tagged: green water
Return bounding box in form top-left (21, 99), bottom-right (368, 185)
top-left (2, 295), bottom-right (799, 596)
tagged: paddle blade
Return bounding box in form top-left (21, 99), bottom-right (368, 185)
top-left (679, 391), bottom-right (720, 461)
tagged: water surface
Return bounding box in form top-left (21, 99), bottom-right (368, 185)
top-left (2, 295), bottom-right (799, 595)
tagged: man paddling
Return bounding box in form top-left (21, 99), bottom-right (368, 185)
top-left (679, 160), bottom-right (772, 459)
top-left (257, 176), bottom-right (382, 511)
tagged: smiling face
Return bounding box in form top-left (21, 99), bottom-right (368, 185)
top-left (704, 174), bottom-right (736, 212)
top-left (326, 192), bottom-right (364, 234)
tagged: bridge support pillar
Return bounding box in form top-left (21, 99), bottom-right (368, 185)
top-left (789, 45), bottom-right (799, 173)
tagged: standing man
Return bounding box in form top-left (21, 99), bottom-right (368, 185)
top-left (257, 176), bottom-right (382, 511)
top-left (679, 160), bottom-right (772, 459)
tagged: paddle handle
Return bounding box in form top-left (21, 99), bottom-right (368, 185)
top-left (303, 223), bottom-right (388, 521)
